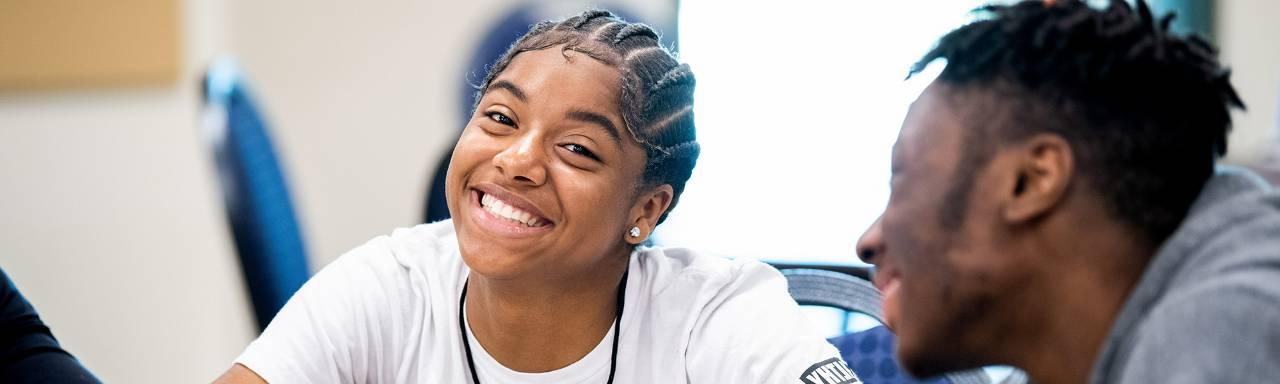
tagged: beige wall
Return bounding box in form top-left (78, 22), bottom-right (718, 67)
top-left (0, 0), bottom-right (255, 382)
top-left (225, 0), bottom-right (494, 270)
top-left (1218, 0), bottom-right (1280, 165)
top-left (0, 1), bottom-right (670, 382)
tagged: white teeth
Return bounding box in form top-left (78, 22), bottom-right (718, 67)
top-left (479, 192), bottom-right (544, 227)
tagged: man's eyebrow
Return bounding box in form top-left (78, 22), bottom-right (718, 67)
top-left (567, 109), bottom-right (624, 147)
top-left (488, 80), bottom-right (527, 102)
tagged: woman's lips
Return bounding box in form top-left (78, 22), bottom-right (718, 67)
top-left (468, 189), bottom-right (554, 238)
top-left (470, 184), bottom-right (551, 224)
top-left (479, 191), bottom-right (549, 227)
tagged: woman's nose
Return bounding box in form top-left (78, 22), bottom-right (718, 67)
top-left (492, 134), bottom-right (547, 186)
top-left (856, 215), bottom-right (886, 265)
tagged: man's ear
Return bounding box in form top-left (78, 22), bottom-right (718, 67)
top-left (626, 184), bottom-right (674, 244)
top-left (1002, 133), bottom-right (1074, 224)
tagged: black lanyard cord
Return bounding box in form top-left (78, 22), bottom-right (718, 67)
top-left (459, 269), bottom-right (629, 384)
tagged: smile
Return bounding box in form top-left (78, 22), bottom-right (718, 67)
top-left (873, 267), bottom-right (903, 331)
top-left (466, 184), bottom-right (554, 238)
top-left (480, 192), bottom-right (547, 227)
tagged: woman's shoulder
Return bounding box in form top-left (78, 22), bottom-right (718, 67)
top-left (634, 245), bottom-right (784, 298)
top-left (240, 221), bottom-right (467, 383)
top-left (287, 220), bottom-right (465, 329)
top-left (320, 220), bottom-right (464, 289)
top-left (380, 219), bottom-right (463, 269)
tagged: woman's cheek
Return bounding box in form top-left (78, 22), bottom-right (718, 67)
top-left (580, 185), bottom-right (629, 222)
top-left (455, 128), bottom-right (504, 163)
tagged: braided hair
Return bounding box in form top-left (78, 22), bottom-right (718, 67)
top-left (474, 10), bottom-right (699, 225)
top-left (910, 0), bottom-right (1245, 243)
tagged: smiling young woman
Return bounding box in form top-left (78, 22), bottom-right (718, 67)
top-left (214, 10), bottom-right (854, 384)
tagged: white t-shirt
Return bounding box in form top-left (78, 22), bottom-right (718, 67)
top-left (463, 308), bottom-right (615, 383)
top-left (236, 220), bottom-right (858, 384)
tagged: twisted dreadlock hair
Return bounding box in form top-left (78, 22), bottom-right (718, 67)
top-left (910, 0), bottom-right (1245, 243)
top-left (474, 10), bottom-right (699, 225)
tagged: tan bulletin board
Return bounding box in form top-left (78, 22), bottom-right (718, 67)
top-left (0, 0), bottom-right (179, 91)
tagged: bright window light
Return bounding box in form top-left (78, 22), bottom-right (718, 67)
top-left (659, 1), bottom-right (986, 266)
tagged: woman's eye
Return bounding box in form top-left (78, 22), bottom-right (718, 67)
top-left (487, 112), bottom-right (515, 126)
top-left (561, 143), bottom-right (600, 161)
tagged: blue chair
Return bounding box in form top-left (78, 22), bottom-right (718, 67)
top-left (775, 264), bottom-right (1016, 384)
top-left (201, 59), bottom-right (311, 331)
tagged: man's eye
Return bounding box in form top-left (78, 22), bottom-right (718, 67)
top-left (487, 112), bottom-right (514, 126)
top-left (561, 143), bottom-right (600, 161)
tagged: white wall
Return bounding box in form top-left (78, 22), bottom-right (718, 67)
top-left (0, 0), bottom-right (256, 382)
top-left (1218, 0), bottom-right (1280, 165)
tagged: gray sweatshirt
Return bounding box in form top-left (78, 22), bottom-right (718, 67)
top-left (1089, 166), bottom-right (1280, 383)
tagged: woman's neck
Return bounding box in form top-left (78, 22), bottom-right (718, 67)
top-left (464, 253), bottom-right (629, 373)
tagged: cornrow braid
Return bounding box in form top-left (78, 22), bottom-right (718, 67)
top-left (910, 0), bottom-right (1244, 243)
top-left (569, 9), bottom-right (614, 30)
top-left (475, 9), bottom-right (699, 225)
top-left (651, 63), bottom-right (695, 92)
top-left (613, 24), bottom-right (660, 45)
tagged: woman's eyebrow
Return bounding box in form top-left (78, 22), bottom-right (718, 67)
top-left (566, 109), bottom-right (623, 148)
top-left (488, 80), bottom-right (528, 102)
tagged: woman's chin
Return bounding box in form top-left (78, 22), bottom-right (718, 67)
top-left (457, 242), bottom-right (535, 280)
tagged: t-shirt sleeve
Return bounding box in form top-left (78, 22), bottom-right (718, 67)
top-left (1119, 275), bottom-right (1280, 384)
top-left (684, 261), bottom-right (859, 384)
top-left (234, 236), bottom-right (411, 383)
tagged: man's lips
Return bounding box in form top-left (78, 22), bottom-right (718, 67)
top-left (881, 278), bottom-right (901, 331)
top-left (872, 266), bottom-right (899, 293)
top-left (874, 267), bottom-right (903, 331)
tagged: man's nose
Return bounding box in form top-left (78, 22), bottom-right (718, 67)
top-left (856, 215), bottom-right (885, 265)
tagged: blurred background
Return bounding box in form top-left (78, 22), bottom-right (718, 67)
top-left (0, 0), bottom-right (1276, 382)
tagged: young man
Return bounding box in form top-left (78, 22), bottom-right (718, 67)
top-left (856, 1), bottom-right (1280, 383)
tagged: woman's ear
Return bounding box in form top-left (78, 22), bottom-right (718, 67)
top-left (626, 184), bottom-right (674, 244)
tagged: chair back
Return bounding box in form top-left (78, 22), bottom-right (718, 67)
top-left (202, 59), bottom-right (311, 331)
top-left (777, 265), bottom-right (997, 384)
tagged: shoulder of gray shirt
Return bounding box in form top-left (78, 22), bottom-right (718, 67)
top-left (1090, 165), bottom-right (1280, 384)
